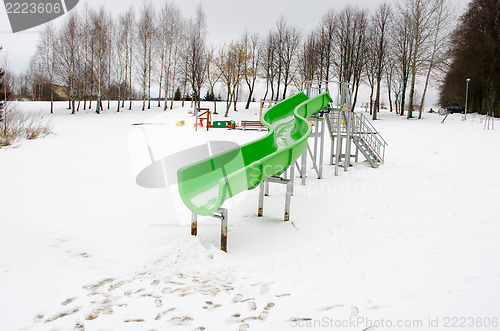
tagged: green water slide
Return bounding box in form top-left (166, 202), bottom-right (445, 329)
top-left (177, 91), bottom-right (332, 216)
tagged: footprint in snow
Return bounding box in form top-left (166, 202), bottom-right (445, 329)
top-left (170, 316), bottom-right (193, 326)
top-left (241, 297), bottom-right (255, 302)
top-left (260, 282), bottom-right (272, 295)
top-left (44, 307), bottom-right (81, 323)
top-left (322, 304), bottom-right (344, 311)
top-left (203, 301), bottom-right (222, 310)
top-left (155, 308), bottom-right (177, 321)
top-left (241, 316), bottom-right (260, 322)
top-left (239, 323), bottom-right (249, 331)
top-left (74, 322), bottom-right (85, 330)
top-left (264, 302), bottom-right (275, 310)
top-left (108, 280), bottom-right (130, 292)
top-left (229, 313), bottom-right (241, 323)
top-left (247, 301), bottom-right (257, 311)
top-left (61, 297), bottom-right (77, 306)
top-left (83, 278), bottom-right (114, 292)
top-left (290, 317), bottom-right (312, 322)
top-left (366, 305), bottom-right (390, 310)
top-left (275, 293), bottom-right (290, 298)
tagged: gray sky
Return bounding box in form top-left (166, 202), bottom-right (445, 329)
top-left (1, 0), bottom-right (471, 75)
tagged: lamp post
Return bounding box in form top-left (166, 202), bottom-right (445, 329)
top-left (465, 78), bottom-right (470, 120)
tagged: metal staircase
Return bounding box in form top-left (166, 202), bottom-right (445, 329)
top-left (325, 110), bottom-right (387, 168)
top-left (303, 80), bottom-right (387, 173)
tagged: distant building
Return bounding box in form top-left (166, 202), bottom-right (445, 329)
top-left (31, 83), bottom-right (69, 101)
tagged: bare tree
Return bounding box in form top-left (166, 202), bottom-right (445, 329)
top-left (38, 23), bottom-right (56, 113)
top-left (417, 0), bottom-right (453, 118)
top-left (124, 8), bottom-right (135, 110)
top-left (155, 7), bottom-right (167, 108)
top-left (371, 3), bottom-right (392, 120)
top-left (390, 11), bottom-right (412, 117)
top-left (365, 29), bottom-right (378, 115)
top-left (137, 2), bottom-right (154, 111)
top-left (185, 4), bottom-right (207, 110)
top-left (163, 4), bottom-right (183, 110)
top-left (217, 42), bottom-right (245, 116)
top-left (80, 3), bottom-right (91, 110)
top-left (91, 7), bottom-right (111, 114)
top-left (399, 0), bottom-right (438, 118)
top-left (0, 47), bottom-right (6, 119)
top-left (385, 56), bottom-right (397, 113)
top-left (316, 11), bottom-right (336, 82)
top-left (334, 6), bottom-right (369, 109)
top-left (205, 47), bottom-right (222, 113)
top-left (275, 17), bottom-right (301, 99)
top-left (56, 12), bottom-right (80, 114)
top-left (260, 32), bottom-right (278, 100)
top-left (242, 32), bottom-right (260, 109)
top-left (296, 31), bottom-right (321, 90)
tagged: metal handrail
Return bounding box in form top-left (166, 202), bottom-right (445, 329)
top-left (351, 112), bottom-right (386, 164)
top-left (325, 110), bottom-right (387, 165)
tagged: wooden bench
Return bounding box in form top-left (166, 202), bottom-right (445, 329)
top-left (238, 120), bottom-right (267, 131)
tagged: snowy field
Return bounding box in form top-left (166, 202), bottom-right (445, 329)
top-left (0, 101), bottom-right (499, 331)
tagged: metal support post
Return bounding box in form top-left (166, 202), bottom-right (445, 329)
top-left (284, 178), bottom-right (292, 222)
top-left (219, 209), bottom-right (228, 252)
top-left (335, 112), bottom-right (342, 176)
top-left (257, 176), bottom-right (292, 222)
top-left (190, 208), bottom-right (228, 252)
top-left (191, 212), bottom-right (197, 236)
top-left (344, 111), bottom-right (351, 171)
top-left (330, 135), bottom-right (335, 165)
top-left (318, 118), bottom-right (325, 178)
top-left (313, 117), bottom-right (319, 164)
top-left (301, 148), bottom-right (307, 185)
top-left (258, 181), bottom-right (265, 217)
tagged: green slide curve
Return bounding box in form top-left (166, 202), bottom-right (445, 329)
top-left (177, 91), bottom-right (332, 216)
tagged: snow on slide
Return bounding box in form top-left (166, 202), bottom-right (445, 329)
top-left (177, 92), bottom-right (333, 216)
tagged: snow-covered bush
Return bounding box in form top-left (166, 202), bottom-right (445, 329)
top-left (0, 104), bottom-right (52, 147)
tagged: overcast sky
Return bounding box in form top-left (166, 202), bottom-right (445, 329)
top-left (1, 0), bottom-right (471, 75)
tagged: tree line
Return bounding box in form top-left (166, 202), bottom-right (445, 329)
top-left (440, 0), bottom-right (500, 117)
top-left (0, 47), bottom-right (5, 121)
top-left (2, 0), bottom-right (463, 119)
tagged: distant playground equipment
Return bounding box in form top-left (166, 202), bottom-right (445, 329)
top-left (195, 108), bottom-right (211, 131)
top-left (136, 82), bottom-right (387, 252)
top-left (193, 107), bottom-right (235, 130)
top-left (212, 120), bottom-right (234, 129)
top-left (176, 120), bottom-right (186, 126)
top-left (259, 99), bottom-right (281, 118)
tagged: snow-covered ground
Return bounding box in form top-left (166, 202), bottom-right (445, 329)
top-left (1, 101), bottom-right (499, 331)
